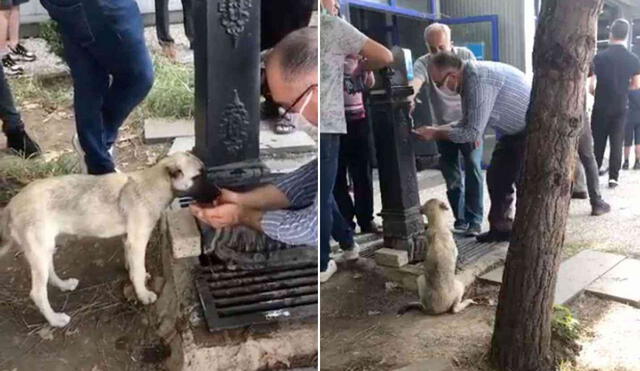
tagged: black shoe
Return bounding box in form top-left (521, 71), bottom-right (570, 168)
top-left (453, 222), bottom-right (469, 234)
top-left (465, 224), bottom-right (482, 237)
top-left (6, 129), bottom-right (41, 157)
top-left (622, 160), bottom-right (629, 170)
top-left (591, 199), bottom-right (611, 216)
top-left (9, 44), bottom-right (36, 62)
top-left (2, 54), bottom-right (23, 76)
top-left (571, 191), bottom-right (588, 199)
top-left (360, 221), bottom-right (382, 234)
top-left (608, 179), bottom-right (618, 188)
top-left (476, 230), bottom-right (511, 243)
top-left (634, 160), bottom-right (640, 170)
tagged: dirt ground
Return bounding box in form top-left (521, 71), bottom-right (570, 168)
top-left (0, 85), bottom-right (171, 369)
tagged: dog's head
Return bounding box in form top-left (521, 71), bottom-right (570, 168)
top-left (420, 198), bottom-right (449, 222)
top-left (160, 152), bottom-right (206, 195)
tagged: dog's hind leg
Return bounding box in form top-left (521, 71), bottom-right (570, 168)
top-left (124, 218), bottom-right (157, 305)
top-left (48, 253), bottom-right (79, 292)
top-left (23, 232), bottom-right (70, 327)
top-left (450, 280), bottom-right (476, 314)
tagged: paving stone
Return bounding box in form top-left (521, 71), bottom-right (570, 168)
top-left (587, 258), bottom-right (640, 306)
top-left (259, 129), bottom-right (316, 154)
top-left (393, 358), bottom-right (454, 371)
top-left (166, 208), bottom-right (201, 259)
top-left (480, 249), bottom-right (626, 305)
top-left (168, 136), bottom-right (195, 155)
top-left (374, 248), bottom-right (409, 268)
top-left (144, 118), bottom-right (195, 143)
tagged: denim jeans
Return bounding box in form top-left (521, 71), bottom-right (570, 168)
top-left (0, 65), bottom-right (23, 134)
top-left (320, 133), bottom-right (341, 271)
top-left (331, 197), bottom-right (354, 248)
top-left (40, 0), bottom-right (154, 174)
top-left (437, 140), bottom-right (484, 228)
top-left (155, 0), bottom-right (194, 46)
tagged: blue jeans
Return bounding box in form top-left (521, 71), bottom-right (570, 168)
top-left (332, 197), bottom-right (354, 249)
top-left (321, 133), bottom-right (342, 271)
top-left (40, 0), bottom-right (154, 174)
top-left (437, 140), bottom-right (484, 228)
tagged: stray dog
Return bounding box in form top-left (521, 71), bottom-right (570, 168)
top-left (0, 152), bottom-right (205, 327)
top-left (399, 198), bottom-right (475, 315)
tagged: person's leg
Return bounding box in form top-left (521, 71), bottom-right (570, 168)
top-left (460, 141), bottom-right (484, 230)
top-left (608, 111), bottom-right (626, 182)
top-left (331, 197), bottom-right (354, 248)
top-left (0, 62), bottom-right (39, 155)
top-left (591, 108), bottom-right (607, 170)
top-left (623, 113), bottom-right (633, 167)
top-left (181, 0), bottom-right (194, 47)
top-left (437, 140), bottom-right (465, 228)
top-left (333, 134), bottom-right (356, 230)
top-left (577, 114), bottom-right (609, 214)
top-left (0, 9), bottom-right (9, 54)
top-left (6, 5), bottom-right (18, 49)
top-left (154, 0), bottom-right (173, 45)
top-left (346, 118), bottom-right (375, 231)
top-left (320, 134), bottom-right (341, 272)
top-left (634, 120), bottom-right (640, 167)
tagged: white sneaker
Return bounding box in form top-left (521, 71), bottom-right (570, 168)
top-left (71, 135), bottom-right (88, 174)
top-left (342, 242), bottom-right (360, 261)
top-left (320, 260), bottom-right (337, 283)
top-left (608, 179), bottom-right (618, 188)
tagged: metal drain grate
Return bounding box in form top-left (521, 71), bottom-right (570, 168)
top-left (455, 235), bottom-right (505, 269)
top-left (195, 258), bottom-right (318, 332)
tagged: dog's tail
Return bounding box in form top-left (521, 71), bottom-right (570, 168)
top-left (0, 208), bottom-right (11, 259)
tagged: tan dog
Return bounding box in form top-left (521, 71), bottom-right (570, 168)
top-left (0, 152), bottom-right (205, 327)
top-left (400, 198), bottom-right (475, 315)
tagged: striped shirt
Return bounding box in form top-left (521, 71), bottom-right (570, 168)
top-left (449, 61), bottom-right (531, 143)
top-left (261, 159), bottom-right (317, 247)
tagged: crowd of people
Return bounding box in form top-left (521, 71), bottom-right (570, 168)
top-left (319, 0), bottom-right (640, 282)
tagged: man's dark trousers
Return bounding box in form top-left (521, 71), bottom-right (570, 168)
top-left (320, 134), bottom-right (341, 272)
top-left (155, 0), bottom-right (194, 46)
top-left (592, 107), bottom-right (627, 181)
top-left (486, 132), bottom-right (526, 232)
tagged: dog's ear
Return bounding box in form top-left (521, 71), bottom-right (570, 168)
top-left (439, 201), bottom-right (449, 211)
top-left (166, 162), bottom-right (183, 179)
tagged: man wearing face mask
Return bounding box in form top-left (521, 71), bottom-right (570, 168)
top-left (410, 23), bottom-right (482, 237)
top-left (414, 52), bottom-right (531, 243)
top-left (191, 28), bottom-right (318, 247)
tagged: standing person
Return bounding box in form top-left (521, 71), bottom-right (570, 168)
top-left (410, 23), bottom-right (483, 236)
top-left (333, 54), bottom-right (380, 234)
top-left (0, 65), bottom-right (40, 157)
top-left (320, 0), bottom-right (392, 282)
top-left (0, 0), bottom-right (36, 75)
top-left (40, 0), bottom-right (154, 175)
top-left (589, 18), bottom-right (640, 188)
top-left (413, 53), bottom-right (531, 243)
top-left (623, 88), bottom-right (640, 169)
top-left (155, 0), bottom-right (194, 59)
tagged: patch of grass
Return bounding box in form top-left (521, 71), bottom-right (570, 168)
top-left (10, 75), bottom-right (73, 111)
top-left (39, 20), bottom-right (65, 60)
top-left (552, 305), bottom-right (584, 367)
top-left (562, 242), bottom-right (591, 259)
top-left (0, 153), bottom-right (77, 204)
top-left (142, 56), bottom-right (194, 119)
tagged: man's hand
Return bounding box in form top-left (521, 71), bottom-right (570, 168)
top-left (190, 203), bottom-right (243, 228)
top-left (412, 126), bottom-right (437, 141)
top-left (217, 188), bottom-right (242, 206)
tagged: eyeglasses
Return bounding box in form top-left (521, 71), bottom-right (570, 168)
top-left (434, 72), bottom-right (453, 88)
top-left (262, 72), bottom-right (317, 119)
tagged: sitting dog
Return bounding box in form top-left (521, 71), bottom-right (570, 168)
top-left (0, 152), bottom-right (205, 327)
top-left (400, 198), bottom-right (475, 315)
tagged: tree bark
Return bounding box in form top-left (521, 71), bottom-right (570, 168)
top-left (490, 1), bottom-right (603, 370)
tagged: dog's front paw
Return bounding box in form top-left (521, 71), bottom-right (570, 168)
top-left (48, 312), bottom-right (71, 328)
top-left (59, 278), bottom-right (79, 292)
top-left (137, 290), bottom-right (157, 305)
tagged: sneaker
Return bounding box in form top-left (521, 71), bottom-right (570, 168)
top-left (571, 190), bottom-right (588, 199)
top-left (320, 260), bottom-right (338, 283)
top-left (453, 221), bottom-right (469, 234)
top-left (2, 54), bottom-right (23, 75)
top-left (476, 229), bottom-right (511, 243)
top-left (634, 160), bottom-right (640, 170)
top-left (6, 129), bottom-right (41, 157)
top-left (608, 179), bottom-right (618, 188)
top-left (9, 44), bottom-right (35, 62)
top-left (591, 199), bottom-right (611, 216)
top-left (465, 224), bottom-right (482, 237)
top-left (622, 160), bottom-right (629, 170)
top-left (72, 135), bottom-right (88, 174)
top-left (340, 242), bottom-right (360, 261)
top-left (598, 167), bottom-right (608, 176)
top-left (360, 221), bottom-right (381, 234)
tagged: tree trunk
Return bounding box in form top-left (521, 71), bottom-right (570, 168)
top-left (490, 1), bottom-right (603, 370)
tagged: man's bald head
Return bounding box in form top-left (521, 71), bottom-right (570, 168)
top-left (424, 23), bottom-right (453, 55)
top-left (268, 27), bottom-right (318, 89)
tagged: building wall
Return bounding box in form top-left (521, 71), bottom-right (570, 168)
top-left (19, 0), bottom-right (184, 24)
top-left (441, 0), bottom-right (527, 72)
